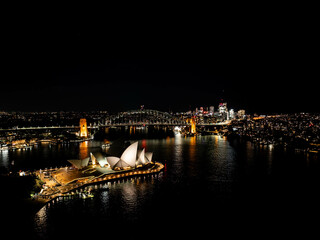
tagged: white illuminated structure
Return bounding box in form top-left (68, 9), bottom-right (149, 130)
top-left (136, 148), bottom-right (146, 165)
top-left (107, 141), bottom-right (153, 170)
top-left (68, 141), bottom-right (153, 171)
top-left (145, 152), bottom-right (153, 162)
top-left (107, 142), bottom-right (138, 169)
top-left (68, 158), bottom-right (90, 169)
top-left (90, 152), bottom-right (97, 165)
top-left (68, 152), bottom-right (108, 169)
top-left (97, 158), bottom-right (109, 168)
top-left (136, 149), bottom-right (153, 167)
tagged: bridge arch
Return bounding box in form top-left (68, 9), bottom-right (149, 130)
top-left (105, 109), bottom-right (186, 126)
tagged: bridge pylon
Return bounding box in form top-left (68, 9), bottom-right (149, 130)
top-left (80, 118), bottom-right (88, 138)
top-left (186, 117), bottom-right (196, 134)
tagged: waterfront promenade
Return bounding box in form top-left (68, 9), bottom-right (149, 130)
top-left (35, 162), bottom-right (164, 203)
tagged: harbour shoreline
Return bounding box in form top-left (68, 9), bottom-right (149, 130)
top-left (34, 162), bottom-right (164, 206)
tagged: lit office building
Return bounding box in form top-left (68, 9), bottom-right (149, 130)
top-left (229, 109), bottom-right (235, 119)
top-left (209, 106), bottom-right (214, 115)
top-left (237, 109), bottom-right (246, 119)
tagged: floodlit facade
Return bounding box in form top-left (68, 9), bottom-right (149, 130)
top-left (137, 149), bottom-right (146, 165)
top-left (90, 152), bottom-right (97, 165)
top-left (107, 142), bottom-right (138, 170)
top-left (68, 157), bottom-right (90, 169)
top-left (136, 149), bottom-right (153, 167)
top-left (68, 152), bottom-right (106, 169)
top-left (68, 141), bottom-right (153, 171)
top-left (145, 152), bottom-right (153, 162)
top-left (107, 141), bottom-right (153, 170)
top-left (120, 141), bottom-right (138, 167)
top-left (97, 158), bottom-right (109, 168)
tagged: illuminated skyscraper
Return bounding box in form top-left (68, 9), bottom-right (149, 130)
top-left (237, 110), bottom-right (246, 119)
top-left (209, 106), bottom-right (214, 115)
top-left (219, 102), bottom-right (227, 114)
top-left (229, 109), bottom-right (235, 119)
top-left (218, 102), bottom-right (228, 120)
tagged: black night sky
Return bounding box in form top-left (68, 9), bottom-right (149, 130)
top-left (1, 10), bottom-right (318, 114)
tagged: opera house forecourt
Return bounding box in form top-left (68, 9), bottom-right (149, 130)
top-left (46, 142), bottom-right (163, 195)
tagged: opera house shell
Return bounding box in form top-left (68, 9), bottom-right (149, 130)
top-left (68, 141), bottom-right (153, 171)
top-left (68, 158), bottom-right (90, 169)
top-left (107, 141), bottom-right (153, 170)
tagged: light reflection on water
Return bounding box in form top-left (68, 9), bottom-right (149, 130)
top-left (0, 150), bottom-right (9, 169)
top-left (78, 141), bottom-right (89, 160)
top-left (0, 140), bottom-right (107, 171)
top-left (34, 136), bottom-right (237, 225)
top-left (34, 205), bottom-right (48, 238)
top-left (11, 134), bottom-right (318, 238)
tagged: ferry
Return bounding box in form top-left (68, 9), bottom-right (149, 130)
top-left (81, 190), bottom-right (95, 199)
top-left (0, 144), bottom-right (9, 151)
top-left (101, 143), bottom-right (111, 148)
top-left (81, 192), bottom-right (94, 199)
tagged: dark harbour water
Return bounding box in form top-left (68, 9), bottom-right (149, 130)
top-left (1, 135), bottom-right (320, 239)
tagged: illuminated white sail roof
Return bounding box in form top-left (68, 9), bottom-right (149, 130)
top-left (145, 152), bottom-right (153, 162)
top-left (107, 141), bottom-right (139, 169)
top-left (97, 158), bottom-right (109, 167)
top-left (120, 141), bottom-right (138, 167)
top-left (68, 157), bottom-right (90, 169)
top-left (114, 159), bottom-right (131, 168)
top-left (136, 148), bottom-right (146, 165)
top-left (107, 157), bottom-right (121, 169)
top-left (90, 152), bottom-right (97, 165)
top-left (136, 149), bottom-right (153, 165)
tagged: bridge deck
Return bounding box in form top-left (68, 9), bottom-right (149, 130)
top-left (0, 122), bottom-right (230, 131)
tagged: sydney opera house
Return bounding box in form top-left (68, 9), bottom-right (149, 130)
top-left (51, 141), bottom-right (162, 191)
top-left (67, 141), bottom-right (153, 171)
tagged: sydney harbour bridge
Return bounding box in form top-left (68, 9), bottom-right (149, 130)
top-left (0, 109), bottom-right (230, 132)
top-left (104, 109), bottom-right (186, 126)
